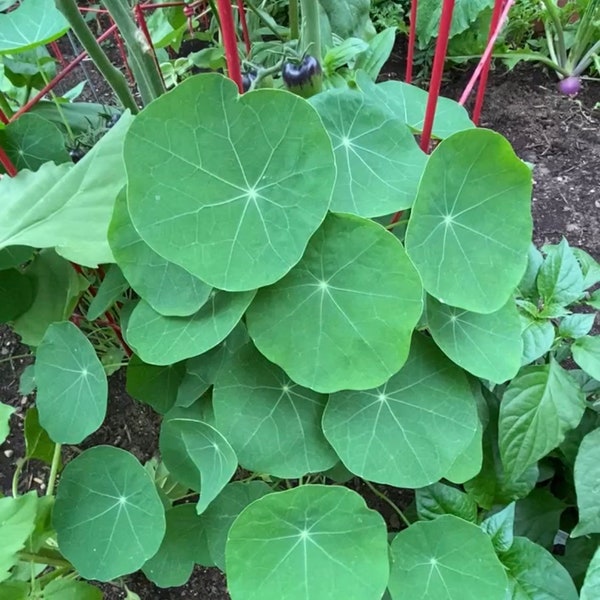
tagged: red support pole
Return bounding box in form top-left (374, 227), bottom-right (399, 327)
top-left (0, 109), bottom-right (8, 125)
top-left (110, 16), bottom-right (134, 83)
top-left (49, 41), bottom-right (67, 66)
top-left (216, 0), bottom-right (243, 92)
top-left (406, 0), bottom-right (418, 83)
top-left (237, 0), bottom-right (251, 55)
top-left (0, 145), bottom-right (18, 177)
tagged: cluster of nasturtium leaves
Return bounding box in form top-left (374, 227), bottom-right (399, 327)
top-left (1, 71), bottom-right (600, 599)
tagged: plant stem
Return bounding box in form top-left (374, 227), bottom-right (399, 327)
top-left (573, 39), bottom-right (600, 76)
top-left (540, 0), bottom-right (567, 67)
top-left (0, 92), bottom-right (14, 118)
top-left (363, 480), bottom-right (411, 528)
top-left (18, 552), bottom-right (72, 569)
top-left (300, 0), bottom-right (321, 59)
top-left (289, 0), bottom-right (299, 40)
top-left (12, 458), bottom-right (25, 497)
top-left (54, 0), bottom-right (138, 113)
top-left (242, 0), bottom-right (284, 42)
top-left (46, 444), bottom-right (62, 497)
top-left (0, 353), bottom-right (32, 364)
top-left (102, 0), bottom-right (165, 106)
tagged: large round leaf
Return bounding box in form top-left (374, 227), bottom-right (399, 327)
top-left (36, 321), bottom-right (107, 444)
top-left (388, 515), bottom-right (507, 600)
top-left (109, 188), bottom-right (211, 316)
top-left (405, 128), bottom-right (532, 313)
top-left (426, 295), bottom-right (523, 383)
top-left (125, 74), bottom-right (335, 291)
top-left (246, 213), bottom-right (423, 393)
top-left (322, 334), bottom-right (478, 488)
top-left (0, 268), bottom-right (34, 321)
top-left (53, 446), bottom-right (166, 581)
top-left (125, 289), bottom-right (255, 365)
top-left (213, 343), bottom-right (337, 477)
top-left (309, 88), bottom-right (426, 217)
top-left (226, 485), bottom-right (389, 600)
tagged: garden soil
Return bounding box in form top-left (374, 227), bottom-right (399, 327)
top-left (0, 63), bottom-right (598, 598)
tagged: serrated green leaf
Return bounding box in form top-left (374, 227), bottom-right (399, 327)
top-left (53, 446), bottom-right (166, 581)
top-left (309, 87), bottom-right (426, 217)
top-left (125, 74), bottom-right (335, 291)
top-left (142, 504), bottom-right (212, 587)
top-left (537, 239), bottom-right (585, 307)
top-left (405, 128), bottom-right (532, 313)
top-left (416, 482), bottom-right (477, 522)
top-left (481, 503), bottom-right (515, 553)
top-left (572, 335), bottom-right (600, 381)
top-left (322, 334), bottom-right (478, 487)
top-left (581, 546), bottom-right (600, 600)
top-left (108, 188), bottom-right (211, 317)
top-left (159, 406), bottom-right (237, 513)
top-left (0, 402), bottom-right (14, 445)
top-left (572, 428), bottom-right (600, 536)
top-left (126, 291), bottom-right (255, 366)
top-left (427, 295), bottom-right (522, 383)
top-left (558, 313), bottom-right (595, 339)
top-left (202, 481), bottom-right (271, 570)
top-left (24, 407), bottom-right (57, 466)
top-left (41, 578), bottom-right (102, 600)
top-left (214, 342), bottom-right (337, 477)
top-left (86, 264), bottom-right (129, 321)
top-left (247, 213), bottom-right (423, 393)
top-left (35, 322), bottom-right (107, 444)
top-left (389, 515), bottom-right (507, 600)
top-left (226, 485), bottom-right (389, 600)
top-left (0, 268), bottom-right (35, 322)
top-left (499, 360), bottom-right (586, 478)
top-left (501, 536), bottom-right (578, 600)
top-left (514, 488), bottom-right (566, 549)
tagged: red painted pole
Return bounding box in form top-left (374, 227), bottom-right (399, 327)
top-left (0, 145), bottom-right (18, 177)
top-left (216, 0), bottom-right (243, 92)
top-left (237, 0), bottom-right (251, 55)
top-left (406, 0), bottom-right (418, 83)
top-left (0, 109), bottom-right (8, 125)
top-left (49, 41), bottom-right (67, 66)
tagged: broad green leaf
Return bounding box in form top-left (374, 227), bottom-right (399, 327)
top-left (126, 355), bottom-right (185, 414)
top-left (125, 74), bottom-right (335, 291)
top-left (202, 481), bottom-right (272, 570)
top-left (36, 322), bottom-right (107, 444)
top-left (0, 402), bottom-right (13, 444)
top-left (0, 114), bottom-right (69, 172)
top-left (86, 264), bottom-right (129, 321)
top-left (0, 493), bottom-right (37, 583)
top-left (0, 581), bottom-right (28, 599)
top-left (159, 406), bottom-right (237, 513)
top-left (355, 27), bottom-right (396, 79)
top-left (558, 535), bottom-right (600, 589)
top-left (416, 482), bottom-right (478, 522)
top-left (0, 112), bottom-right (134, 267)
top-left (11, 250), bottom-right (83, 346)
top-left (356, 72), bottom-right (475, 139)
top-left (213, 343), bottom-right (337, 477)
top-left (520, 314), bottom-right (555, 365)
top-left (499, 361), bottom-right (586, 478)
top-left (108, 189), bottom-right (211, 316)
top-left (126, 290), bottom-right (255, 365)
top-left (572, 247), bottom-right (600, 289)
top-left (19, 364), bottom-right (35, 395)
top-left (444, 420), bottom-right (483, 484)
top-left (42, 579), bottom-right (102, 600)
top-left (24, 407), bottom-right (58, 466)
top-left (427, 295), bottom-right (522, 383)
top-left (572, 428), bottom-right (600, 537)
top-left (514, 488), bottom-right (566, 549)
top-left (406, 128), bottom-right (532, 313)
top-left (581, 547), bottom-right (600, 600)
top-left (588, 289), bottom-right (600, 309)
top-left (558, 313), bottom-right (595, 339)
top-left (481, 503), bottom-right (515, 553)
top-left (500, 536), bottom-right (578, 600)
top-left (322, 334), bottom-right (478, 487)
top-left (0, 246), bottom-right (34, 270)
top-left (309, 88), bottom-right (426, 217)
top-left (53, 446), bottom-right (166, 581)
top-left (0, 0), bottom-right (68, 54)
top-left (537, 239), bottom-right (585, 307)
top-left (226, 485), bottom-right (389, 600)
top-left (247, 213), bottom-right (423, 393)
top-left (572, 335), bottom-right (600, 381)
top-left (517, 244), bottom-right (543, 298)
top-left (560, 409), bottom-right (600, 467)
top-left (388, 515), bottom-right (507, 600)
top-left (28, 101), bottom-right (117, 136)
top-left (0, 268), bottom-right (34, 322)
top-left (142, 504), bottom-right (212, 587)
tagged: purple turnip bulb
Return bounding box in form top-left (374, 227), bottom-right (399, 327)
top-left (558, 76), bottom-right (581, 96)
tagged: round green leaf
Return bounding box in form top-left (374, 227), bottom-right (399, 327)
top-left (389, 515), bottom-right (507, 600)
top-left (109, 188), bottom-right (212, 316)
top-left (36, 321), bottom-right (107, 444)
top-left (572, 335), bottom-right (600, 382)
top-left (246, 213), bottom-right (423, 393)
top-left (159, 406), bottom-right (237, 514)
top-left (405, 128), bottom-right (532, 313)
top-left (322, 334), bottom-right (478, 487)
top-left (226, 485), bottom-right (389, 600)
top-left (426, 295), bottom-right (523, 383)
top-left (0, 268), bottom-right (34, 322)
top-left (309, 88), bottom-right (426, 217)
top-left (53, 446), bottom-right (166, 581)
top-left (125, 289), bottom-right (255, 365)
top-left (572, 428), bottom-right (600, 537)
top-left (202, 481), bottom-right (272, 570)
top-left (213, 343), bottom-right (337, 477)
top-left (125, 74), bottom-right (335, 291)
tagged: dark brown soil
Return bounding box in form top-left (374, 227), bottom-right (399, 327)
top-left (1, 49), bottom-right (598, 599)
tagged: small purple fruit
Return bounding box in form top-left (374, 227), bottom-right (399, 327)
top-left (558, 76), bottom-right (581, 96)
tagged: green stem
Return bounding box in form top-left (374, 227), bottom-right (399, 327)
top-left (12, 458), bottom-right (25, 498)
top-left (0, 353), bottom-right (32, 364)
top-left (573, 39), bottom-right (600, 76)
top-left (300, 0), bottom-right (321, 59)
top-left (102, 0), bottom-right (165, 106)
top-left (54, 0), bottom-right (138, 113)
top-left (450, 52), bottom-right (569, 76)
top-left (363, 480), bottom-right (411, 528)
top-left (243, 0), bottom-right (284, 41)
top-left (289, 0), bottom-right (299, 40)
top-left (0, 92), bottom-right (14, 118)
top-left (46, 444), bottom-right (62, 497)
top-left (18, 552), bottom-right (72, 569)
top-left (540, 0), bottom-right (567, 67)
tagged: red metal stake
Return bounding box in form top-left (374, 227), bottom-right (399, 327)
top-left (110, 16), bottom-right (134, 83)
top-left (216, 0), bottom-right (243, 92)
top-left (0, 145), bottom-right (18, 177)
top-left (237, 0), bottom-right (251, 55)
top-left (49, 41), bottom-right (67, 66)
top-left (406, 0), bottom-right (418, 83)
